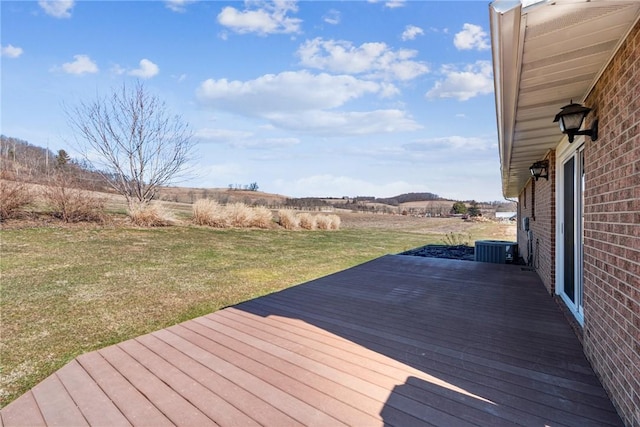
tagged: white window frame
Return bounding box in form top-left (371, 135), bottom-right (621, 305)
top-left (555, 137), bottom-right (585, 325)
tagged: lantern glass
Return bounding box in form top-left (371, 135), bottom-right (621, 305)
top-left (529, 160), bottom-right (549, 181)
top-left (553, 101), bottom-right (598, 143)
top-left (559, 112), bottom-right (585, 133)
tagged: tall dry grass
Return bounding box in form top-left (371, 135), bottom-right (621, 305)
top-left (129, 204), bottom-right (173, 227)
top-left (227, 202), bottom-right (254, 228)
top-left (278, 210), bottom-right (341, 231)
top-left (297, 212), bottom-right (316, 230)
top-left (251, 206), bottom-right (274, 229)
top-left (193, 199), bottom-right (228, 227)
top-left (314, 213), bottom-right (341, 230)
top-left (193, 202), bottom-right (339, 231)
top-left (315, 214), bottom-right (331, 230)
top-left (278, 209), bottom-right (299, 230)
top-left (328, 214), bottom-right (341, 230)
top-left (193, 200), bottom-right (274, 229)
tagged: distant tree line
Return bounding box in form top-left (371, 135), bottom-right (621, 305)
top-left (228, 182), bottom-right (259, 192)
top-left (0, 135), bottom-right (110, 192)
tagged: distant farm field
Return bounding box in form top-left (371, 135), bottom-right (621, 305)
top-left (0, 214), bottom-right (515, 407)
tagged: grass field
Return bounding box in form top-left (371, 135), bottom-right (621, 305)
top-left (0, 214), bottom-right (515, 407)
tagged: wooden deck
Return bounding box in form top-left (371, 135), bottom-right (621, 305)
top-left (1, 255), bottom-right (623, 426)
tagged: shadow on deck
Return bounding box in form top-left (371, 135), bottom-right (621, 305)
top-left (1, 255), bottom-right (623, 426)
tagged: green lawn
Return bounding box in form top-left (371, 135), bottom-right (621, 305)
top-left (0, 225), bottom-right (439, 407)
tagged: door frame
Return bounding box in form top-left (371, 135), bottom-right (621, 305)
top-left (556, 138), bottom-right (585, 325)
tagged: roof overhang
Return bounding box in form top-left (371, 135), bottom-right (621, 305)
top-left (490, 0), bottom-right (640, 198)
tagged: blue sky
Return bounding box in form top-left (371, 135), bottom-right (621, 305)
top-left (1, 0), bottom-right (504, 201)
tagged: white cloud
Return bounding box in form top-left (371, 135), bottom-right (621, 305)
top-left (196, 127), bottom-right (299, 149)
top-left (426, 61), bottom-right (493, 101)
top-left (265, 109), bottom-right (422, 135)
top-left (164, 0), bottom-right (196, 13)
top-left (1, 44), bottom-right (23, 58)
top-left (128, 59), bottom-right (159, 79)
top-left (401, 25), bottom-right (424, 41)
top-left (217, 1), bottom-right (302, 36)
top-left (232, 137), bottom-right (300, 149)
top-left (111, 64), bottom-right (126, 75)
top-left (60, 54), bottom-right (98, 75)
top-left (297, 38), bottom-right (428, 81)
top-left (39, 0), bottom-right (74, 18)
top-left (196, 128), bottom-right (253, 143)
top-left (384, 0), bottom-right (406, 9)
top-left (323, 9), bottom-right (340, 25)
top-left (197, 70), bottom-right (385, 115)
top-left (367, 0), bottom-right (406, 9)
top-left (403, 135), bottom-right (495, 152)
top-left (454, 23), bottom-right (489, 51)
top-left (197, 71), bottom-right (419, 136)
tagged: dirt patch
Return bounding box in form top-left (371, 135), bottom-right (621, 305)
top-left (338, 212), bottom-right (516, 240)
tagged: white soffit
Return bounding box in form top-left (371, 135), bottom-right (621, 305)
top-left (490, 0), bottom-right (640, 198)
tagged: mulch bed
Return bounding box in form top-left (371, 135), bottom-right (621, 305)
top-left (400, 244), bottom-right (475, 261)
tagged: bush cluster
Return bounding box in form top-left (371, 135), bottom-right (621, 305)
top-left (277, 209), bottom-right (341, 231)
top-left (0, 179), bottom-right (33, 220)
top-left (44, 174), bottom-right (106, 223)
top-left (129, 204), bottom-right (173, 227)
top-left (192, 200), bottom-right (273, 229)
top-left (192, 201), bottom-right (341, 231)
top-left (277, 209), bottom-right (299, 230)
top-left (1, 173), bottom-right (106, 223)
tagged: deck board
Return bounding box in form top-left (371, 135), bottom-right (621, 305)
top-left (181, 319), bottom-right (380, 426)
top-left (0, 392), bottom-right (46, 427)
top-left (31, 373), bottom-right (89, 426)
top-left (0, 255), bottom-right (624, 426)
top-left (55, 360), bottom-right (131, 426)
top-left (76, 351), bottom-right (174, 426)
top-left (98, 345), bottom-right (216, 426)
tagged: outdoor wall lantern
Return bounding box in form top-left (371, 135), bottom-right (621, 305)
top-left (553, 101), bottom-right (598, 143)
top-left (529, 160), bottom-right (549, 181)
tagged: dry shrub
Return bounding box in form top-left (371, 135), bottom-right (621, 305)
top-left (443, 232), bottom-right (471, 246)
top-left (297, 212), bottom-right (316, 230)
top-left (250, 206), bottom-right (274, 229)
top-left (44, 175), bottom-right (105, 223)
top-left (227, 203), bottom-right (254, 228)
top-left (315, 214), bottom-right (332, 230)
top-left (129, 204), bottom-right (172, 227)
top-left (315, 214), bottom-right (341, 230)
top-left (278, 209), bottom-right (299, 230)
top-left (193, 201), bottom-right (273, 229)
top-left (193, 199), bottom-right (228, 227)
top-left (328, 214), bottom-right (341, 230)
top-left (0, 180), bottom-right (33, 220)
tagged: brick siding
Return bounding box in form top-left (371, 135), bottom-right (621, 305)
top-left (516, 20), bottom-right (639, 427)
top-left (582, 21), bottom-right (639, 427)
top-left (517, 152), bottom-right (556, 295)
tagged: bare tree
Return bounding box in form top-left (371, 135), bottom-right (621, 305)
top-left (66, 81), bottom-right (195, 211)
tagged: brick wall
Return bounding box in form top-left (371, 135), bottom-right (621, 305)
top-left (517, 152), bottom-right (556, 295)
top-left (582, 21), bottom-right (640, 427)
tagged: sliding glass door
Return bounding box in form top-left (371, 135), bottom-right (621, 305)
top-left (559, 146), bottom-right (584, 322)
